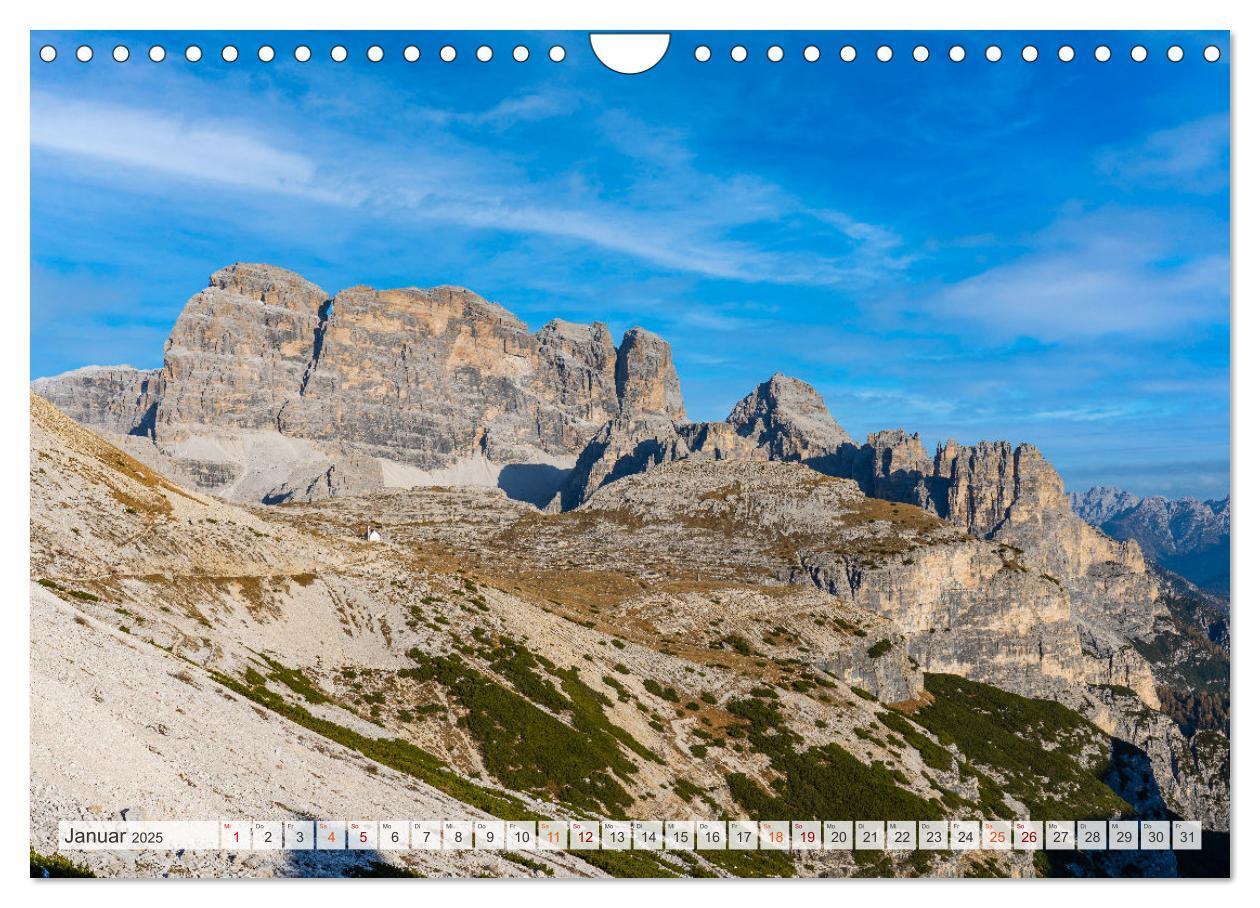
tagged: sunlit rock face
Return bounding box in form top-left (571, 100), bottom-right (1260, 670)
top-left (32, 264), bottom-right (686, 505)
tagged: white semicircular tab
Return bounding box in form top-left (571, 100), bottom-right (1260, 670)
top-left (589, 33), bottom-right (671, 74)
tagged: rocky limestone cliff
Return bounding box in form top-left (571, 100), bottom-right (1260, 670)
top-left (727, 372), bottom-right (852, 460)
top-left (834, 429), bottom-right (944, 511)
top-left (157, 263), bottom-right (329, 433)
top-left (560, 372), bottom-right (1073, 543)
top-left (560, 375), bottom-right (1162, 621)
top-left (570, 457), bottom-right (1156, 706)
top-left (832, 433), bottom-right (1076, 542)
top-left (553, 370), bottom-right (851, 509)
top-left (557, 375), bottom-right (1186, 709)
top-left (33, 264), bottom-right (686, 506)
top-left (31, 365), bottom-right (159, 436)
top-left (615, 327), bottom-right (687, 421)
top-left (935, 440), bottom-right (1063, 537)
top-left (1086, 686), bottom-right (1230, 831)
top-left (551, 415), bottom-right (759, 511)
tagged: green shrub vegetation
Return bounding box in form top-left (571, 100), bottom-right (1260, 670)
top-left (576, 848), bottom-right (678, 878)
top-left (672, 778), bottom-right (705, 803)
top-left (875, 711), bottom-right (954, 771)
top-left (558, 668), bottom-right (662, 765)
top-left (866, 639), bottom-right (894, 659)
top-left (37, 578), bottom-right (100, 602)
top-left (642, 678), bottom-right (680, 702)
top-left (701, 849), bottom-right (794, 878)
top-left (209, 666), bottom-right (528, 819)
top-left (343, 860), bottom-right (425, 877)
top-left (723, 695), bottom-right (942, 821)
top-left (1132, 596), bottom-right (1229, 697)
top-left (602, 675), bottom-right (629, 699)
top-left (502, 852), bottom-right (554, 876)
top-left (402, 641), bottom-right (660, 814)
top-left (31, 849), bottom-right (94, 878)
top-left (262, 655), bottom-right (328, 704)
top-left (720, 634), bottom-right (754, 656)
top-left (914, 673), bottom-right (1131, 819)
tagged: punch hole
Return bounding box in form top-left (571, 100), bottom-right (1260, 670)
top-left (549, 45), bottom-right (566, 62)
top-left (731, 45), bottom-right (748, 62)
top-left (295, 45), bottom-right (312, 62)
top-left (477, 45), bottom-right (493, 62)
top-left (1095, 45), bottom-right (1111, 62)
top-left (985, 45), bottom-right (1002, 62)
top-left (767, 45), bottom-right (784, 62)
top-left (1022, 45), bottom-right (1038, 62)
top-left (589, 33), bottom-right (667, 73)
top-left (876, 45), bottom-right (893, 62)
top-left (512, 46), bottom-right (528, 62)
top-left (1204, 45), bottom-right (1221, 62)
top-left (803, 45), bottom-right (820, 62)
top-left (39, 45), bottom-right (56, 62)
top-left (221, 45), bottom-right (239, 63)
top-left (1058, 45), bottom-right (1075, 62)
top-left (258, 45), bottom-right (275, 63)
top-left (76, 45), bottom-right (93, 62)
top-left (913, 45), bottom-right (929, 62)
top-left (840, 45), bottom-right (857, 62)
top-left (694, 45), bottom-right (711, 62)
top-left (404, 45), bottom-right (421, 62)
top-left (949, 45), bottom-right (965, 62)
top-left (185, 45), bottom-right (202, 63)
top-left (1131, 45), bottom-right (1147, 62)
top-left (1167, 45), bottom-right (1184, 62)
top-left (113, 45), bottom-right (129, 63)
top-left (367, 45), bottom-right (384, 62)
top-left (149, 46), bottom-right (166, 63)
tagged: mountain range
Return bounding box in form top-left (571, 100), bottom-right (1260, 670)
top-left (1070, 487), bottom-right (1230, 595)
top-left (30, 264), bottom-right (1229, 878)
top-left (33, 263), bottom-right (686, 508)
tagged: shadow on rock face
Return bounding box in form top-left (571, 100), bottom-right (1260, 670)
top-left (1041, 736), bottom-right (1228, 878)
top-left (282, 845), bottom-right (423, 878)
top-left (497, 463), bottom-right (571, 509)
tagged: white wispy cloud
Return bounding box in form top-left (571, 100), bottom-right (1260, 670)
top-left (30, 93), bottom-right (346, 202)
top-left (30, 90), bottom-right (909, 289)
top-left (847, 387), bottom-right (960, 416)
top-left (1095, 113), bottom-right (1229, 194)
top-left (414, 91), bottom-right (583, 130)
top-left (1027, 403), bottom-right (1154, 423)
top-left (920, 206), bottom-right (1228, 342)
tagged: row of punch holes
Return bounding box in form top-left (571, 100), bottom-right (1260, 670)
top-left (38, 42), bottom-right (1223, 65)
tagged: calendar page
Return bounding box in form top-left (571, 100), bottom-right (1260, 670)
top-left (27, 26), bottom-right (1230, 881)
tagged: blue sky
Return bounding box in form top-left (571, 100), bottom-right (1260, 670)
top-left (30, 30), bottom-right (1229, 498)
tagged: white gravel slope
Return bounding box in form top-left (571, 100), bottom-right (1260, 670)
top-left (30, 583), bottom-right (593, 878)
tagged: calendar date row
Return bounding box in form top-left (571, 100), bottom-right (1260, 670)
top-left (59, 819), bottom-right (1202, 852)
